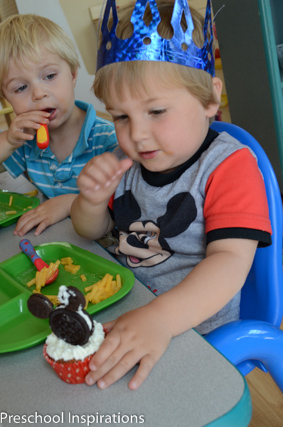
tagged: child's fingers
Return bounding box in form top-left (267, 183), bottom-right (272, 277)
top-left (78, 153), bottom-right (127, 192)
top-left (90, 157), bottom-right (133, 189)
top-left (103, 320), bottom-right (116, 334)
top-left (13, 113), bottom-right (50, 130)
top-left (128, 354), bottom-right (155, 390)
top-left (9, 111), bottom-right (50, 140)
top-left (88, 347), bottom-right (156, 390)
top-left (109, 158), bottom-right (133, 183)
top-left (86, 346), bottom-right (134, 388)
top-left (85, 306), bottom-right (172, 389)
top-left (8, 124), bottom-right (42, 147)
top-left (13, 207), bottom-right (53, 236)
top-left (8, 129), bottom-right (35, 142)
top-left (120, 157), bottom-right (134, 172)
top-left (34, 218), bottom-right (52, 236)
top-left (88, 330), bottom-right (120, 372)
top-left (95, 351), bottom-right (145, 389)
top-left (18, 110), bottom-right (50, 123)
top-left (81, 154), bottom-right (117, 182)
top-left (14, 211), bottom-right (41, 236)
top-left (83, 166), bottom-right (112, 189)
top-left (13, 210), bottom-right (33, 232)
top-left (14, 217), bottom-right (51, 236)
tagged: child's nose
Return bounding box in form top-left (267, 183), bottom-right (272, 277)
top-left (32, 83), bottom-right (48, 102)
top-left (130, 119), bottom-right (148, 143)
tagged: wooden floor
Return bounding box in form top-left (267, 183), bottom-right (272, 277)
top-left (245, 320), bottom-right (283, 426)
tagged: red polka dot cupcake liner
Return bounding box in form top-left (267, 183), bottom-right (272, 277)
top-left (43, 344), bottom-right (93, 384)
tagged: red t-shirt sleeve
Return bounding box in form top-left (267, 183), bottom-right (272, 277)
top-left (204, 148), bottom-right (272, 237)
top-left (108, 193), bottom-right (114, 211)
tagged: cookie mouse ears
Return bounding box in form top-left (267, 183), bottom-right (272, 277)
top-left (27, 286), bottom-right (94, 346)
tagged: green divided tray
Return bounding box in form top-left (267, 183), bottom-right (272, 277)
top-left (0, 190), bottom-right (40, 227)
top-left (0, 242), bottom-right (135, 353)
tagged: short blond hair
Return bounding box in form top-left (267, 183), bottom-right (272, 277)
top-left (0, 14), bottom-right (79, 97)
top-left (93, 1), bottom-right (218, 108)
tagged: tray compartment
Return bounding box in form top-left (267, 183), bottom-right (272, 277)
top-left (0, 190), bottom-right (40, 227)
top-left (0, 269), bottom-right (29, 306)
top-left (0, 293), bottom-right (49, 351)
top-left (0, 253), bottom-right (40, 289)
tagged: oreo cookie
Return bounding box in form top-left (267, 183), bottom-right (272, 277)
top-left (49, 307), bottom-right (94, 345)
top-left (27, 285), bottom-right (94, 345)
top-left (27, 294), bottom-right (53, 319)
top-left (58, 286), bottom-right (86, 311)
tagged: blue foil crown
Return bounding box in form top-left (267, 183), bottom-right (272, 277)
top-left (96, 0), bottom-right (215, 76)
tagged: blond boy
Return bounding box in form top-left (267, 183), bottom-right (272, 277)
top-left (0, 14), bottom-right (117, 235)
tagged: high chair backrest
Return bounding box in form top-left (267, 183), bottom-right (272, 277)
top-left (210, 121), bottom-right (283, 327)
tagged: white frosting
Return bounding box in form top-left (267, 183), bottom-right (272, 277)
top-left (57, 285), bottom-right (76, 306)
top-left (45, 320), bottom-right (105, 362)
top-left (77, 305), bottom-right (93, 330)
top-left (56, 286), bottom-right (92, 330)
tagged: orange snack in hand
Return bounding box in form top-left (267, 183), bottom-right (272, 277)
top-left (36, 124), bottom-right (49, 149)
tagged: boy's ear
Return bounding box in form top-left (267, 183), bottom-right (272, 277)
top-left (205, 77), bottom-right (223, 118)
top-left (72, 66), bottom-right (79, 86)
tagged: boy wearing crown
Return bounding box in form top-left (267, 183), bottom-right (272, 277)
top-left (71, 0), bottom-right (271, 389)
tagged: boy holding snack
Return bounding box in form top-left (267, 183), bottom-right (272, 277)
top-left (71, 0), bottom-right (272, 390)
top-left (0, 14), bottom-right (117, 236)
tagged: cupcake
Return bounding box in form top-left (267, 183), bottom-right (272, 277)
top-left (27, 286), bottom-right (105, 384)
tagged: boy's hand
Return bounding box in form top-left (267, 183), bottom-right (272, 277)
top-left (85, 304), bottom-right (172, 390)
top-left (13, 194), bottom-right (76, 236)
top-left (7, 110), bottom-right (50, 148)
top-left (71, 153), bottom-right (132, 241)
top-left (77, 152), bottom-right (133, 206)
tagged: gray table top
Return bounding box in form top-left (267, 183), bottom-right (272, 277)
top-left (0, 172), bottom-right (251, 427)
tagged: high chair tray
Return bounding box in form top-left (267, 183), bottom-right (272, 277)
top-left (0, 190), bottom-right (40, 227)
top-left (0, 242), bottom-right (135, 353)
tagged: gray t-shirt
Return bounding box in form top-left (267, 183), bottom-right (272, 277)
top-left (106, 130), bottom-right (271, 334)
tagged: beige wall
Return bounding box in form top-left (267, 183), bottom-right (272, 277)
top-left (59, 0), bottom-right (98, 75)
top-left (0, 0), bottom-right (18, 21)
top-left (59, 0), bottom-right (132, 76)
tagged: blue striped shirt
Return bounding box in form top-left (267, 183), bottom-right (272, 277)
top-left (3, 101), bottom-right (117, 198)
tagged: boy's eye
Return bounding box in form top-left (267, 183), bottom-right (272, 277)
top-left (150, 109), bottom-right (166, 116)
top-left (45, 73), bottom-right (56, 80)
top-left (15, 84), bottom-right (28, 93)
top-left (113, 114), bottom-right (128, 122)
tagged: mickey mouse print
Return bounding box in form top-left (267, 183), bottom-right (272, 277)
top-left (113, 190), bottom-right (197, 269)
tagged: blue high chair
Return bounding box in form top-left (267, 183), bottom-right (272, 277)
top-left (207, 121), bottom-right (283, 392)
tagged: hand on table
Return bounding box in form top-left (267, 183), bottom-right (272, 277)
top-left (85, 304), bottom-right (172, 390)
top-left (13, 194), bottom-right (76, 236)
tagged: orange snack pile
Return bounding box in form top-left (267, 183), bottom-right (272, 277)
top-left (84, 273), bottom-right (122, 307)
